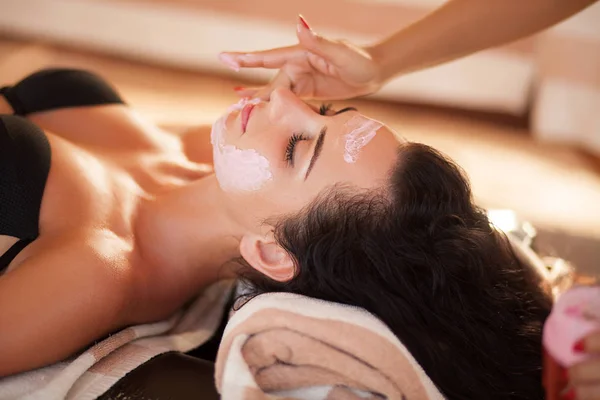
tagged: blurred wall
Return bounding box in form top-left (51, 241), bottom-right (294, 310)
top-left (0, 0), bottom-right (535, 114)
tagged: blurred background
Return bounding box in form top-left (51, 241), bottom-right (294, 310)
top-left (0, 0), bottom-right (599, 274)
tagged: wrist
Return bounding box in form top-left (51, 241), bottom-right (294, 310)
top-left (366, 41), bottom-right (392, 86)
top-left (366, 37), bottom-right (407, 85)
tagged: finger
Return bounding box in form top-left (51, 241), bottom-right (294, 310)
top-left (233, 86), bottom-right (260, 98)
top-left (307, 52), bottom-right (338, 77)
top-left (219, 46), bottom-right (302, 70)
top-left (253, 71), bottom-right (292, 100)
top-left (296, 15), bottom-right (348, 66)
top-left (571, 383), bottom-right (600, 400)
top-left (569, 359), bottom-right (600, 384)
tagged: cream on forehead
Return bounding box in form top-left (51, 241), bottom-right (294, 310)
top-left (343, 115), bottom-right (383, 163)
top-left (211, 98), bottom-right (272, 192)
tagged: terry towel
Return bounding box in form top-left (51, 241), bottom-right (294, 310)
top-left (216, 292), bottom-right (445, 400)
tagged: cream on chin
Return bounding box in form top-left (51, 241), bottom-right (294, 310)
top-left (211, 99), bottom-right (273, 192)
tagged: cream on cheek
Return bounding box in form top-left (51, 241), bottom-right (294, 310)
top-left (210, 98), bottom-right (273, 192)
top-left (343, 115), bottom-right (383, 163)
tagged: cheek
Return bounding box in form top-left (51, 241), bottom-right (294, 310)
top-left (213, 144), bottom-right (273, 192)
top-left (211, 110), bottom-right (274, 192)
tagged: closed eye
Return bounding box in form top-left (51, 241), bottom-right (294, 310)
top-left (284, 133), bottom-right (308, 167)
top-left (285, 104), bottom-right (356, 168)
top-left (319, 103), bottom-right (357, 116)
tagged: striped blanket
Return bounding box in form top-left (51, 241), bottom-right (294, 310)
top-left (0, 280), bottom-right (234, 400)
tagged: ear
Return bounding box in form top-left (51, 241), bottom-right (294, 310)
top-left (239, 232), bottom-right (295, 282)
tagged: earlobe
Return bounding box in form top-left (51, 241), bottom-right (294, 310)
top-left (239, 234), bottom-right (295, 282)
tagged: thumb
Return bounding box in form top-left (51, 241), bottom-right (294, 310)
top-left (296, 15), bottom-right (345, 65)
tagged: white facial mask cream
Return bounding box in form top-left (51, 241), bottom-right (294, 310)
top-left (343, 115), bottom-right (383, 163)
top-left (211, 98), bottom-right (273, 192)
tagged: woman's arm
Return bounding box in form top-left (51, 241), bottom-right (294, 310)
top-left (370, 0), bottom-right (598, 81)
top-left (0, 235), bottom-right (131, 377)
top-left (1, 68), bottom-right (167, 150)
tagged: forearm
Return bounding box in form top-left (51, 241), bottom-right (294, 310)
top-left (369, 0), bottom-right (598, 81)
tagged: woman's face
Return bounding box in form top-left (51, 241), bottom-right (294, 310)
top-left (213, 88), bottom-right (401, 232)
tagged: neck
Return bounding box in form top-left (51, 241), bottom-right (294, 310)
top-left (134, 175), bottom-right (241, 288)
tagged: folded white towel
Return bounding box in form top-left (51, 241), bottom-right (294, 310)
top-left (216, 292), bottom-right (445, 400)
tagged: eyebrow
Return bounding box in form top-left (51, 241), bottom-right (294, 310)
top-left (304, 126), bottom-right (327, 180)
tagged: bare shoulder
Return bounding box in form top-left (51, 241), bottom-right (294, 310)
top-left (2, 230), bottom-right (135, 318)
top-left (0, 231), bottom-right (135, 375)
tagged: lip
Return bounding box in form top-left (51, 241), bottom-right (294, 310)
top-left (241, 104), bottom-right (256, 134)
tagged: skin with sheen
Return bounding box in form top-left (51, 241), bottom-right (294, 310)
top-left (343, 115), bottom-right (383, 163)
top-left (211, 98), bottom-right (273, 192)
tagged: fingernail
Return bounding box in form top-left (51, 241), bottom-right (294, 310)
top-left (233, 86), bottom-right (245, 92)
top-left (561, 388), bottom-right (576, 400)
top-left (218, 53), bottom-right (240, 72)
top-left (297, 14), bottom-right (313, 34)
top-left (573, 339), bottom-right (585, 353)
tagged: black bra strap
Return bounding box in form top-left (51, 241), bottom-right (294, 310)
top-left (0, 86), bottom-right (24, 115)
top-left (1, 69), bottom-right (125, 117)
top-left (0, 238), bottom-right (33, 272)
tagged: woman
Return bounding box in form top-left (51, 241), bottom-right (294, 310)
top-left (0, 68), bottom-right (554, 398)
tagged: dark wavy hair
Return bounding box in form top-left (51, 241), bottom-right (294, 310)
top-left (239, 142), bottom-right (552, 399)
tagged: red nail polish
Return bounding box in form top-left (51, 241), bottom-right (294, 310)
top-left (573, 339), bottom-right (585, 352)
top-left (233, 86), bottom-right (245, 92)
top-left (298, 15), bottom-right (310, 30)
top-left (562, 388), bottom-right (576, 400)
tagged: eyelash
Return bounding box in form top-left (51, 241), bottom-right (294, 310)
top-left (285, 133), bottom-right (308, 166)
top-left (319, 103), bottom-right (332, 115)
top-left (284, 103), bottom-right (357, 166)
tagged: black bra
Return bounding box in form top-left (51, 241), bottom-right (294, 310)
top-left (0, 68), bottom-right (125, 273)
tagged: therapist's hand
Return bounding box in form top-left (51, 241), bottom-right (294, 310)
top-left (567, 331), bottom-right (600, 399)
top-left (218, 15), bottom-right (384, 101)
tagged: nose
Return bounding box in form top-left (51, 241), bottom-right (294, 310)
top-left (268, 87), bottom-right (317, 128)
